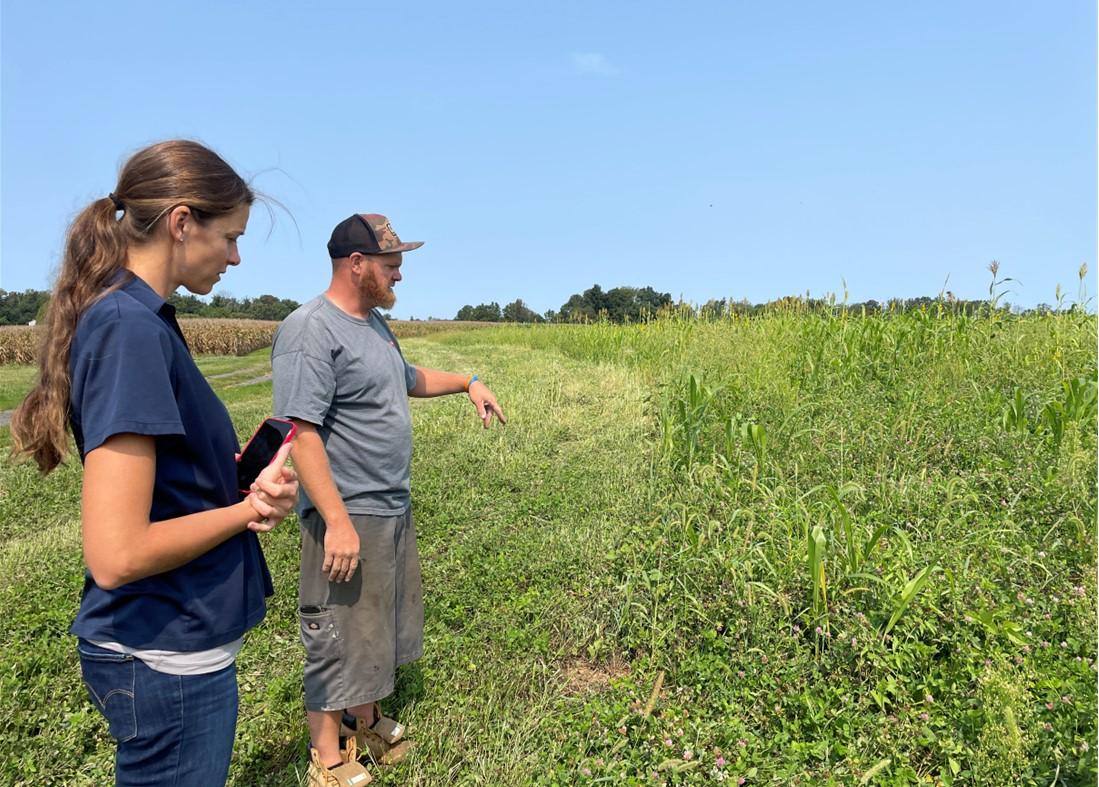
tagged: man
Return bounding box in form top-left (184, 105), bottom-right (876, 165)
top-left (271, 213), bottom-right (505, 785)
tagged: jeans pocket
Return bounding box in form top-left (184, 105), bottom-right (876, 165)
top-left (77, 641), bottom-right (137, 743)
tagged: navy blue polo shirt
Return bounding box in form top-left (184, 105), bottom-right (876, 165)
top-left (68, 272), bottom-right (273, 651)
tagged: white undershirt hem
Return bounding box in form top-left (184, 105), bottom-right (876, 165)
top-left (89, 637), bottom-right (244, 676)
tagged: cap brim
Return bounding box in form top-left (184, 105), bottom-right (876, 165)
top-left (379, 241), bottom-right (424, 254)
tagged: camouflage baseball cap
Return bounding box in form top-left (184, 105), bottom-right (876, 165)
top-left (327, 213), bottom-right (424, 258)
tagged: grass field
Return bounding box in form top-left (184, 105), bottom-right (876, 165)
top-left (0, 309), bottom-right (1095, 785)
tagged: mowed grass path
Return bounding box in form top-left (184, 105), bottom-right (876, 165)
top-left (0, 336), bottom-right (656, 785)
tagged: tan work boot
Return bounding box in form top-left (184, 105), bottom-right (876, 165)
top-left (308, 736), bottom-right (373, 786)
top-left (341, 710), bottom-right (414, 765)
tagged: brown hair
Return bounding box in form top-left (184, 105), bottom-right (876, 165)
top-left (10, 140), bottom-right (254, 473)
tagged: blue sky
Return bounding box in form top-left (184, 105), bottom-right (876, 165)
top-left (2, 1), bottom-right (1095, 317)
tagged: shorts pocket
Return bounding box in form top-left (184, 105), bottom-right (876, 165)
top-left (77, 641), bottom-right (137, 743)
top-left (300, 607), bottom-right (345, 709)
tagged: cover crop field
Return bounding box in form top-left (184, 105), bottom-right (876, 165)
top-left (0, 308), bottom-right (1095, 785)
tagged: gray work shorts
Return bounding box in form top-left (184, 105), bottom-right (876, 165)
top-left (299, 508), bottom-right (424, 712)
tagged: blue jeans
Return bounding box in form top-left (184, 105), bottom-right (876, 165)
top-left (77, 639), bottom-right (238, 787)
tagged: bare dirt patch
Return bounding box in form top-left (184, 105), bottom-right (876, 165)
top-left (561, 655), bottom-right (630, 696)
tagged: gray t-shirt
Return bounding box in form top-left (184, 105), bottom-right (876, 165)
top-left (271, 296), bottom-right (418, 516)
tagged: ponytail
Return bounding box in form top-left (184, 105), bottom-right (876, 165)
top-left (10, 198), bottom-right (129, 473)
top-left (10, 139), bottom-right (253, 473)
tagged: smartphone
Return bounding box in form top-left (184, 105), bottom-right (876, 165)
top-left (237, 417), bottom-right (297, 494)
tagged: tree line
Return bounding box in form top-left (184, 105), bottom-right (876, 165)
top-left (1, 284), bottom-right (1078, 328)
top-left (166, 292), bottom-right (302, 321)
top-left (453, 285), bottom-right (1066, 323)
top-left (456, 285), bottom-right (674, 323)
top-left (0, 289), bottom-right (302, 325)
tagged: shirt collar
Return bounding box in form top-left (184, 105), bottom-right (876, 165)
top-left (112, 269), bottom-right (175, 318)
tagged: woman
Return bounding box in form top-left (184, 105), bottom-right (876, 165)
top-left (10, 140), bottom-right (298, 786)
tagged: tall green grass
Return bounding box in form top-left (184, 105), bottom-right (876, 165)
top-left (436, 308), bottom-right (1097, 784)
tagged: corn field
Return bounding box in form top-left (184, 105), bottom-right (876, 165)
top-left (0, 327), bottom-right (36, 365)
top-left (0, 319), bottom-right (494, 364)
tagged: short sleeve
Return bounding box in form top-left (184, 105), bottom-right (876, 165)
top-left (272, 350), bottom-right (337, 426)
top-left (71, 317), bottom-right (184, 454)
top-left (404, 359), bottom-right (417, 392)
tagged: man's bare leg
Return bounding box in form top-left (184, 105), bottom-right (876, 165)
top-left (345, 701), bottom-right (379, 727)
top-left (307, 709), bottom-right (345, 767)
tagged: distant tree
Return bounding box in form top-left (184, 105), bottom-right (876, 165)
top-left (0, 289), bottom-right (49, 326)
top-left (582, 284), bottom-right (609, 316)
top-left (3, 287), bottom-right (304, 323)
top-left (205, 294), bottom-right (234, 318)
top-left (168, 292), bottom-right (206, 315)
top-left (455, 302), bottom-right (502, 321)
top-left (699, 298), bottom-right (727, 320)
top-left (605, 288), bottom-right (635, 321)
top-left (632, 286), bottom-right (673, 318)
top-left (556, 284), bottom-right (672, 323)
top-left (558, 293), bottom-right (593, 322)
top-left (249, 294), bottom-right (291, 321)
top-left (166, 291), bottom-right (299, 320)
top-left (502, 299), bottom-right (543, 323)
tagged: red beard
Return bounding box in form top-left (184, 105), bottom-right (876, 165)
top-left (361, 269), bottom-right (396, 309)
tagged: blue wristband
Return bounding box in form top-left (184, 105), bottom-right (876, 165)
top-left (466, 374), bottom-right (479, 391)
